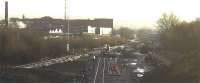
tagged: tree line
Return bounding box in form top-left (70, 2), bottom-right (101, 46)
top-left (146, 13), bottom-right (200, 83)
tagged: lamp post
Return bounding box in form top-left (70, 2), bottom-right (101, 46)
top-left (65, 0), bottom-right (70, 52)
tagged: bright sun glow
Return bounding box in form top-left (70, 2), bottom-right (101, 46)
top-left (1, 0), bottom-right (200, 29)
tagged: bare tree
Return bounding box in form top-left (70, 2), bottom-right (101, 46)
top-left (156, 13), bottom-right (181, 32)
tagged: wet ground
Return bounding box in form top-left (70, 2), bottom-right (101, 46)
top-left (0, 41), bottom-right (165, 83)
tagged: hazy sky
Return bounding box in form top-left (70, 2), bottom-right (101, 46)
top-left (1, 0), bottom-right (200, 29)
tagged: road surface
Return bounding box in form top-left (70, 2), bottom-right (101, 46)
top-left (90, 56), bottom-right (132, 83)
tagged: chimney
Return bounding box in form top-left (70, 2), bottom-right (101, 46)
top-left (5, 1), bottom-right (8, 28)
top-left (22, 14), bottom-right (25, 20)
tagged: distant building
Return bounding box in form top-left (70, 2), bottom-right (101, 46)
top-left (10, 17), bottom-right (113, 36)
top-left (140, 30), bottom-right (161, 48)
top-left (68, 18), bottom-right (113, 36)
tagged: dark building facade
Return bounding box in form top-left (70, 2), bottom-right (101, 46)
top-left (10, 17), bottom-right (113, 35)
